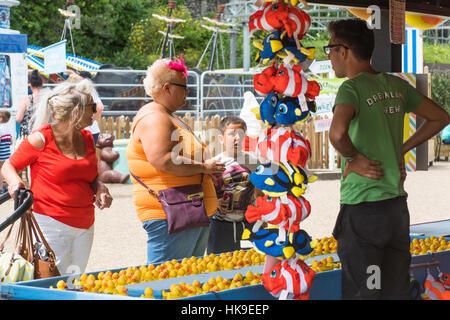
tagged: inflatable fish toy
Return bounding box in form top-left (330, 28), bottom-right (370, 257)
top-left (256, 126), bottom-right (311, 168)
top-left (241, 227), bottom-right (315, 259)
top-left (249, 161), bottom-right (317, 198)
top-left (263, 0), bottom-right (307, 8)
top-left (261, 257), bottom-right (316, 300)
top-left (254, 64), bottom-right (320, 98)
top-left (272, 64), bottom-right (321, 99)
top-left (249, 2), bottom-right (290, 36)
top-left (423, 271), bottom-right (450, 300)
top-left (253, 31), bottom-right (315, 65)
top-left (283, 5), bottom-right (311, 42)
top-left (245, 194), bottom-right (311, 233)
top-left (251, 92), bottom-right (278, 127)
top-left (249, 2), bottom-right (311, 44)
top-left (253, 63), bottom-right (278, 96)
top-left (275, 96), bottom-right (311, 125)
top-left (438, 272), bottom-right (450, 290)
top-left (254, 31), bottom-right (285, 64)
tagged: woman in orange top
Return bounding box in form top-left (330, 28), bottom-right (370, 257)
top-left (126, 56), bottom-right (224, 265)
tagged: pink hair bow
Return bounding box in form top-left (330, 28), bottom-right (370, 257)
top-left (168, 55), bottom-right (188, 78)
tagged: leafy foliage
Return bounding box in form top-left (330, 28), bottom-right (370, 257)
top-left (424, 43), bottom-right (450, 64)
top-left (431, 72), bottom-right (450, 115)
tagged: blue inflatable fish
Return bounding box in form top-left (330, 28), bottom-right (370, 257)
top-left (275, 96), bottom-right (310, 125)
top-left (249, 162), bottom-right (317, 198)
top-left (241, 227), bottom-right (316, 259)
top-left (251, 92), bottom-right (278, 127)
top-left (253, 31), bottom-right (315, 65)
top-left (254, 31), bottom-right (284, 63)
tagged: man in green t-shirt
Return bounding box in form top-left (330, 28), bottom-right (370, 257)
top-left (327, 19), bottom-right (450, 300)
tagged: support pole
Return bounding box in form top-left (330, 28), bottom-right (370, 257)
top-left (230, 30), bottom-right (237, 69)
top-left (209, 31), bottom-right (219, 71)
top-left (243, 21), bottom-right (250, 71)
top-left (372, 9), bottom-right (402, 72)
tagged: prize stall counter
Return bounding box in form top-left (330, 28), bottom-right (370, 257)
top-left (1, 220), bottom-right (449, 300)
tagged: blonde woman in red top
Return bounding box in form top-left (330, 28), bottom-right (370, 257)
top-left (1, 79), bottom-right (113, 275)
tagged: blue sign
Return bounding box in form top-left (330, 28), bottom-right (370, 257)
top-left (43, 40), bottom-right (67, 75)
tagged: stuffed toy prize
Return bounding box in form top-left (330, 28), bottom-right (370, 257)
top-left (251, 92), bottom-right (279, 127)
top-left (249, 161), bottom-right (317, 199)
top-left (275, 95), bottom-right (312, 125)
top-left (253, 63), bottom-right (278, 96)
top-left (272, 63), bottom-right (321, 99)
top-left (255, 126), bottom-right (311, 169)
top-left (254, 31), bottom-right (315, 65)
top-left (261, 257), bottom-right (316, 300)
top-left (241, 227), bottom-right (315, 259)
top-left (249, 2), bottom-right (311, 48)
top-left (245, 194), bottom-right (311, 231)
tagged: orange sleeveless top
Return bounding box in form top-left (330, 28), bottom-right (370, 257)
top-left (126, 110), bottom-right (217, 222)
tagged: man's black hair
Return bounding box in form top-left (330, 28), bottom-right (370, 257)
top-left (328, 19), bottom-right (375, 61)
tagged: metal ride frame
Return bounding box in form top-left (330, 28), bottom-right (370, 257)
top-left (42, 69), bottom-right (258, 118)
top-left (41, 68), bottom-right (339, 171)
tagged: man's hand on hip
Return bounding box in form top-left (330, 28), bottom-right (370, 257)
top-left (343, 153), bottom-right (384, 180)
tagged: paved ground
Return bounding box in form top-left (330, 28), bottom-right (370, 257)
top-left (0, 161), bottom-right (449, 273)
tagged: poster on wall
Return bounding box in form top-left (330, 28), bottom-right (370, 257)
top-left (0, 54), bottom-right (11, 108)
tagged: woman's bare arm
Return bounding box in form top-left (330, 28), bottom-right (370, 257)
top-left (135, 112), bottom-right (224, 176)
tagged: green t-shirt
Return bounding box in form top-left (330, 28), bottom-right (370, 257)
top-left (334, 72), bottom-right (424, 204)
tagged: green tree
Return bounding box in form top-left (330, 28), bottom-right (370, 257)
top-left (11, 0), bottom-right (151, 65)
top-left (431, 72), bottom-right (450, 115)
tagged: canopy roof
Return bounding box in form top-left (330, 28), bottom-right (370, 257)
top-left (307, 0), bottom-right (450, 18)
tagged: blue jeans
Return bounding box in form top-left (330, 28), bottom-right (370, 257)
top-left (142, 219), bottom-right (210, 265)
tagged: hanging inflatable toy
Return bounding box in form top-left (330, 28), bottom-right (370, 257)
top-left (253, 63), bottom-right (278, 96)
top-left (275, 95), bottom-right (315, 125)
top-left (261, 257), bottom-right (315, 300)
top-left (245, 194), bottom-right (311, 239)
top-left (241, 227), bottom-right (315, 259)
top-left (251, 92), bottom-right (279, 127)
top-left (272, 63), bottom-right (321, 99)
top-left (422, 270), bottom-right (450, 300)
top-left (256, 126), bottom-right (311, 169)
top-left (249, 1), bottom-right (311, 47)
top-left (253, 31), bottom-right (315, 65)
top-left (263, 0), bottom-right (308, 8)
top-left (438, 271), bottom-right (450, 290)
top-left (283, 4), bottom-right (311, 44)
top-left (253, 63), bottom-right (320, 98)
top-left (249, 1), bottom-right (290, 36)
top-left (249, 161), bottom-right (317, 199)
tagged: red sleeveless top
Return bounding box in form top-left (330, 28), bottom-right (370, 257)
top-left (9, 125), bottom-right (98, 229)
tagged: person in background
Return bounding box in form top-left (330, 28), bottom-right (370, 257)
top-left (326, 19), bottom-right (450, 300)
top-left (207, 116), bottom-right (258, 254)
top-left (441, 123), bottom-right (450, 145)
top-left (16, 70), bottom-right (44, 140)
top-left (2, 79), bottom-right (113, 275)
top-left (79, 71), bottom-right (104, 145)
top-left (126, 56), bottom-right (224, 265)
top-left (0, 110), bottom-right (12, 190)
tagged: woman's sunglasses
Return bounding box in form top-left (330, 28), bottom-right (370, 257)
top-left (170, 82), bottom-right (189, 91)
top-left (88, 103), bottom-right (97, 113)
